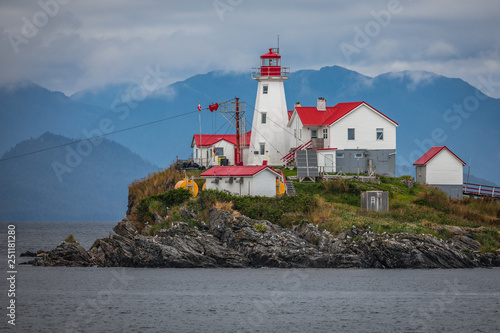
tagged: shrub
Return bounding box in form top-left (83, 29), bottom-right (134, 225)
top-left (254, 223), bottom-right (267, 233)
top-left (135, 188), bottom-right (192, 223)
top-left (64, 234), bottom-right (78, 244)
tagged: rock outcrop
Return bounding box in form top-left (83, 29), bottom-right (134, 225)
top-left (26, 210), bottom-right (500, 268)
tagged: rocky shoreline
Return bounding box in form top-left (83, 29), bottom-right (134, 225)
top-left (24, 209), bottom-right (500, 268)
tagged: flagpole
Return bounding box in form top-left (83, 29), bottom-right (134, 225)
top-left (198, 101), bottom-right (202, 167)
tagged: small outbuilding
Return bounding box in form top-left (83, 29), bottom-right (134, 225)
top-left (413, 146), bottom-right (466, 199)
top-left (200, 165), bottom-right (284, 197)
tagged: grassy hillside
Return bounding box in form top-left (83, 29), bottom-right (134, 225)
top-left (127, 167), bottom-right (500, 253)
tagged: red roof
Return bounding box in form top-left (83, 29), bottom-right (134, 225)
top-left (291, 101), bottom-right (398, 127)
top-left (261, 48), bottom-right (281, 59)
top-left (192, 132), bottom-right (251, 148)
top-left (287, 110), bottom-right (293, 121)
top-left (200, 165), bottom-right (280, 177)
top-left (413, 146), bottom-right (466, 166)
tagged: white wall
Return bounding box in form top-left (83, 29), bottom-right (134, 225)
top-left (251, 169), bottom-right (279, 197)
top-left (425, 150), bottom-right (464, 185)
top-left (212, 140), bottom-right (235, 165)
top-left (329, 104), bottom-right (396, 150)
top-left (204, 169), bottom-right (277, 197)
top-left (317, 150), bottom-right (336, 173)
top-left (248, 78), bottom-right (290, 166)
top-left (192, 140), bottom-right (236, 167)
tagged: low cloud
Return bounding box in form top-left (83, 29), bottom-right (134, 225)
top-left (0, 1), bottom-right (499, 97)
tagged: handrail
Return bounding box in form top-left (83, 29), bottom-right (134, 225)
top-left (251, 67), bottom-right (290, 78)
top-left (281, 140), bottom-right (312, 163)
top-left (463, 183), bottom-right (500, 197)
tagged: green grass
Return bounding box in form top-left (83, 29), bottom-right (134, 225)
top-left (129, 167), bottom-right (500, 252)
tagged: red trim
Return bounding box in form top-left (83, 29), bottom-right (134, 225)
top-left (294, 101), bottom-right (398, 127)
top-left (413, 146), bottom-right (466, 166)
top-left (200, 165), bottom-right (281, 177)
top-left (193, 132), bottom-right (251, 148)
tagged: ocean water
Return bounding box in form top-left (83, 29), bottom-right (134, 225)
top-left (0, 221), bottom-right (499, 332)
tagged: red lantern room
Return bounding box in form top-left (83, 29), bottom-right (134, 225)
top-left (252, 48), bottom-right (290, 78)
top-left (260, 48), bottom-right (281, 76)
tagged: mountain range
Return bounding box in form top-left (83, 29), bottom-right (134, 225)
top-left (1, 65), bottom-right (499, 220)
top-left (0, 132), bottom-right (157, 221)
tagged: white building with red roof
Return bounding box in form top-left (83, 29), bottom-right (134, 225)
top-left (200, 165), bottom-right (283, 197)
top-left (413, 146), bottom-right (466, 198)
top-left (287, 99), bottom-right (399, 176)
top-left (192, 132), bottom-right (251, 167)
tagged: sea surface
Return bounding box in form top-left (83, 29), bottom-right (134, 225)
top-left (0, 221), bottom-right (499, 333)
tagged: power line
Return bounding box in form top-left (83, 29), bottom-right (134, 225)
top-left (0, 110), bottom-right (198, 163)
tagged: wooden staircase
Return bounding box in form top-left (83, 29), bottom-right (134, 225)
top-left (281, 140), bottom-right (312, 168)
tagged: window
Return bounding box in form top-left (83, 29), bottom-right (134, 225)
top-left (336, 152), bottom-right (344, 158)
top-left (322, 128), bottom-right (328, 139)
top-left (263, 85), bottom-right (268, 94)
top-left (376, 128), bottom-right (384, 140)
top-left (355, 153), bottom-right (364, 159)
top-left (348, 128), bottom-right (355, 140)
top-left (311, 129), bottom-right (318, 139)
top-left (294, 129), bottom-right (297, 138)
top-left (299, 129), bottom-right (302, 139)
top-left (214, 147), bottom-right (224, 156)
top-left (261, 113), bottom-right (267, 124)
top-left (195, 149), bottom-right (198, 159)
top-left (259, 143), bottom-right (265, 155)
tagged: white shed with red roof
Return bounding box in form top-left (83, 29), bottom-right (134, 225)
top-left (201, 165), bottom-right (282, 197)
top-left (192, 132), bottom-right (251, 168)
top-left (413, 146), bottom-right (466, 198)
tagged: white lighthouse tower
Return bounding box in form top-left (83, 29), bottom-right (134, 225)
top-left (247, 48), bottom-right (290, 166)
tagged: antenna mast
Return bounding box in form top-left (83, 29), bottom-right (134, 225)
top-left (219, 98), bottom-right (247, 166)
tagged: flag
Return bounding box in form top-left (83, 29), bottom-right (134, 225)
top-left (197, 102), bottom-right (201, 112)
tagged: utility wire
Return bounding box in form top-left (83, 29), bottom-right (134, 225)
top-left (0, 110), bottom-right (198, 163)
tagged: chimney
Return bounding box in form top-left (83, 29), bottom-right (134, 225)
top-left (294, 101), bottom-right (301, 108)
top-left (317, 97), bottom-right (326, 111)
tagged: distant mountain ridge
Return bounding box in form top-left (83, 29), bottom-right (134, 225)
top-left (0, 132), bottom-right (158, 221)
top-left (1, 65), bottom-right (499, 186)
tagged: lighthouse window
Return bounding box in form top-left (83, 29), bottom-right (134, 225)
top-left (263, 85), bottom-right (268, 94)
top-left (261, 113), bottom-right (267, 124)
top-left (348, 128), bottom-right (355, 140)
top-left (259, 143), bottom-right (265, 155)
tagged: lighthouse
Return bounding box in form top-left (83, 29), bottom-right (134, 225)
top-left (247, 48), bottom-right (290, 166)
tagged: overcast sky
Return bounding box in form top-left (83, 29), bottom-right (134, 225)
top-left (1, 0), bottom-right (499, 97)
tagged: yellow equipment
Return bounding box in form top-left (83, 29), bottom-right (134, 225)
top-left (276, 178), bottom-right (286, 196)
top-left (175, 177), bottom-right (199, 197)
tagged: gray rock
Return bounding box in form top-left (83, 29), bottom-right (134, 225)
top-left (27, 210), bottom-right (500, 269)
